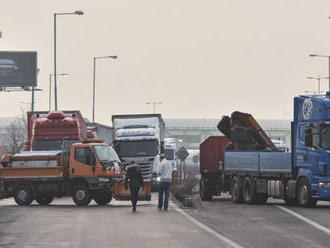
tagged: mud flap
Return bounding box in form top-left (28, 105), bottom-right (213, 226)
top-left (112, 180), bottom-right (152, 201)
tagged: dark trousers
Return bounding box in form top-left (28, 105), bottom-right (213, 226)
top-left (158, 182), bottom-right (171, 209)
top-left (130, 185), bottom-right (140, 209)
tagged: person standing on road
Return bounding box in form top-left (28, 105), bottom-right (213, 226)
top-left (157, 155), bottom-right (173, 211)
top-left (125, 161), bottom-right (144, 212)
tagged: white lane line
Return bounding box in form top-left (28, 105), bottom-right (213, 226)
top-left (277, 206), bottom-right (330, 235)
top-left (170, 203), bottom-right (245, 248)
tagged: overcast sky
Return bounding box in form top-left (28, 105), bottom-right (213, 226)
top-left (1, 0), bottom-right (330, 125)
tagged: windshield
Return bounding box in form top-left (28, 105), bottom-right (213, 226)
top-left (117, 140), bottom-right (158, 157)
top-left (321, 124), bottom-right (330, 150)
top-left (93, 145), bottom-right (121, 162)
top-left (165, 149), bottom-right (174, 160)
top-left (33, 139), bottom-right (79, 151)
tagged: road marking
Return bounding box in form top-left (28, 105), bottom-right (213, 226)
top-left (277, 206), bottom-right (330, 235)
top-left (170, 203), bottom-right (245, 248)
top-left (0, 198), bottom-right (15, 206)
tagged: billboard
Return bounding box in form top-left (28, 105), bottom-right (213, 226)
top-left (0, 51), bottom-right (37, 87)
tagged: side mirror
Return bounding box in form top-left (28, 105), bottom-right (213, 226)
top-left (160, 141), bottom-right (164, 154)
top-left (305, 124), bottom-right (320, 148)
top-left (305, 127), bottom-right (312, 147)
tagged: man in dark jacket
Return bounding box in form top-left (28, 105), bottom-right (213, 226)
top-left (125, 161), bottom-right (144, 212)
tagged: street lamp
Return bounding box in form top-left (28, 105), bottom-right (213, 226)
top-left (306, 76), bottom-right (329, 94)
top-left (309, 54), bottom-right (330, 91)
top-left (92, 55), bottom-right (118, 123)
top-left (54, 10), bottom-right (84, 111)
top-left (146, 102), bottom-right (163, 113)
top-left (49, 73), bottom-right (69, 111)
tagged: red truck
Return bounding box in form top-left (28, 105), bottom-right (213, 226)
top-left (25, 111), bottom-right (87, 151)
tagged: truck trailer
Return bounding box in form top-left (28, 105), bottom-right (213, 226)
top-left (112, 114), bottom-right (165, 200)
top-left (1, 139), bottom-right (122, 206)
top-left (199, 93), bottom-right (330, 207)
top-left (86, 122), bottom-right (113, 144)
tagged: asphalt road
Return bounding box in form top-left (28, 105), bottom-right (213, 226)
top-left (1, 193), bottom-right (330, 248)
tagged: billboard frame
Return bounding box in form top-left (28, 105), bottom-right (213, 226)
top-left (0, 51), bottom-right (38, 88)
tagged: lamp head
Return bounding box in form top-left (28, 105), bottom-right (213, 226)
top-left (74, 10), bottom-right (84, 15)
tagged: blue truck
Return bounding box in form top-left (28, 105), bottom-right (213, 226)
top-left (199, 93), bottom-right (330, 207)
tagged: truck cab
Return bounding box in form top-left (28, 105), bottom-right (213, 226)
top-left (25, 111), bottom-right (87, 151)
top-left (293, 94), bottom-right (330, 203)
top-left (0, 140), bottom-right (123, 206)
top-left (69, 140), bottom-right (122, 177)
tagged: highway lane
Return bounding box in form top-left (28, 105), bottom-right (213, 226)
top-left (0, 194), bottom-right (234, 248)
top-left (1, 193), bottom-right (330, 248)
top-left (188, 194), bottom-right (330, 248)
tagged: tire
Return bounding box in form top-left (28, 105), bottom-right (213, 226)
top-left (297, 178), bottom-right (317, 208)
top-left (35, 194), bottom-right (53, 205)
top-left (199, 179), bottom-right (212, 201)
top-left (13, 184), bottom-right (34, 206)
top-left (230, 176), bottom-right (243, 203)
top-left (242, 176), bottom-right (257, 204)
top-left (284, 198), bottom-right (298, 206)
top-left (94, 191), bottom-right (112, 206)
top-left (72, 185), bottom-right (92, 206)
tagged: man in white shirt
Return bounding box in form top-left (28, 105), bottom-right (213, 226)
top-left (157, 155), bottom-right (173, 210)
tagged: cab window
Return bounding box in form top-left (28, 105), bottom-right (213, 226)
top-left (74, 148), bottom-right (96, 166)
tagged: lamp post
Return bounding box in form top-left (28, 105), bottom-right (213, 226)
top-left (54, 10), bottom-right (83, 111)
top-left (49, 73), bottom-right (69, 111)
top-left (306, 76), bottom-right (329, 94)
top-left (146, 102), bottom-right (163, 113)
top-left (92, 55), bottom-right (118, 123)
top-left (309, 54), bottom-right (330, 91)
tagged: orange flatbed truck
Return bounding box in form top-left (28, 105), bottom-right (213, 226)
top-left (0, 139), bottom-right (123, 206)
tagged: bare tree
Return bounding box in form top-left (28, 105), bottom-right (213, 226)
top-left (4, 119), bottom-right (26, 155)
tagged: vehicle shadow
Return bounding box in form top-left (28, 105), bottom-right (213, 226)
top-left (13, 202), bottom-right (155, 209)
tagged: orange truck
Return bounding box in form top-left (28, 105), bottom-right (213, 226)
top-left (0, 139), bottom-right (123, 206)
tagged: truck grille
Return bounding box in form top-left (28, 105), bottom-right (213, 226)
top-left (138, 162), bottom-right (152, 179)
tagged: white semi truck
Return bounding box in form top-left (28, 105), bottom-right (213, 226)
top-left (164, 137), bottom-right (178, 171)
top-left (112, 114), bottom-right (165, 195)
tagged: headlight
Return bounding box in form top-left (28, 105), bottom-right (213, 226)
top-left (98, 177), bottom-right (109, 183)
top-left (157, 177), bottom-right (161, 182)
top-left (318, 182), bottom-right (330, 188)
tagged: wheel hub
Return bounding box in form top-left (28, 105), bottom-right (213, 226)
top-left (300, 186), bottom-right (308, 203)
top-left (18, 190), bottom-right (27, 201)
top-left (76, 190), bottom-right (86, 201)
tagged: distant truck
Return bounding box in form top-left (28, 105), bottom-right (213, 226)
top-left (25, 111), bottom-right (87, 151)
top-left (112, 114), bottom-right (165, 200)
top-left (200, 94), bottom-right (330, 207)
top-left (0, 139), bottom-right (122, 206)
top-left (271, 139), bottom-right (289, 152)
top-left (164, 137), bottom-right (178, 170)
top-left (86, 122), bottom-right (113, 144)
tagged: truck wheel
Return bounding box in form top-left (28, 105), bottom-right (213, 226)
top-left (14, 184), bottom-right (34, 206)
top-left (94, 191), bottom-right (112, 206)
top-left (230, 176), bottom-right (243, 203)
top-left (72, 186), bottom-right (91, 206)
top-left (199, 179), bottom-right (212, 201)
top-left (297, 178), bottom-right (317, 208)
top-left (242, 176), bottom-right (257, 204)
top-left (36, 194), bottom-right (53, 205)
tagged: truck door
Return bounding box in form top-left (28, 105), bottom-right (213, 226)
top-left (71, 147), bottom-right (97, 176)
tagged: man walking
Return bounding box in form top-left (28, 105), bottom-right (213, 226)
top-left (125, 161), bottom-right (144, 212)
top-left (157, 155), bottom-right (173, 211)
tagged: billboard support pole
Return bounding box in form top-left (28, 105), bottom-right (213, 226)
top-left (31, 86), bottom-right (35, 112)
